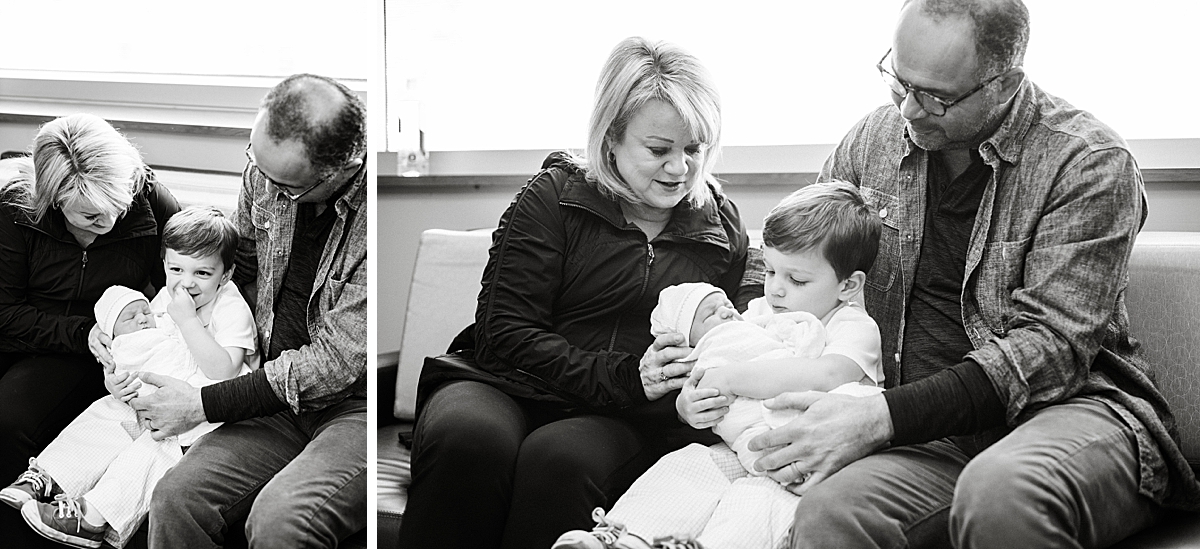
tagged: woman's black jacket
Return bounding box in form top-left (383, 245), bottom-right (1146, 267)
top-left (0, 169), bottom-right (180, 354)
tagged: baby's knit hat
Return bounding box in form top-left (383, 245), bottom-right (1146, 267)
top-left (94, 285), bottom-right (149, 338)
top-left (650, 282), bottom-right (726, 347)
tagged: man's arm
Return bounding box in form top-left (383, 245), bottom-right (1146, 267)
top-left (966, 147), bottom-right (1145, 422)
top-left (232, 162), bottom-right (259, 313)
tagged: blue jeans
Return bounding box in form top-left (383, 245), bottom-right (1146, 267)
top-left (147, 397), bottom-right (367, 549)
top-left (789, 397), bottom-right (1161, 549)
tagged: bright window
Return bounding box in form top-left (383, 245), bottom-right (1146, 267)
top-left (386, 0), bottom-right (1198, 153)
top-left (0, 1), bottom-right (370, 80)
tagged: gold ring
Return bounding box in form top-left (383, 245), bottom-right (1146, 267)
top-left (659, 370), bottom-right (668, 383)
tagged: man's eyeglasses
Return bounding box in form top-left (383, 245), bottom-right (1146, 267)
top-left (876, 48), bottom-right (1010, 117)
top-left (244, 143), bottom-right (322, 202)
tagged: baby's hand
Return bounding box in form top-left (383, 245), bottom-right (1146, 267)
top-left (166, 285), bottom-right (197, 323)
top-left (105, 370), bottom-right (142, 402)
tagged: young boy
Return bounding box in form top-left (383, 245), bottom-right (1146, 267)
top-left (0, 206), bottom-right (257, 549)
top-left (554, 180), bottom-right (883, 549)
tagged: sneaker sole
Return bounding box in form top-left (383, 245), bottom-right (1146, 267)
top-left (0, 488), bottom-right (31, 510)
top-left (19, 502), bottom-right (103, 549)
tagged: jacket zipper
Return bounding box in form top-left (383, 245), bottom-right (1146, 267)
top-left (67, 250), bottom-right (88, 316)
top-left (608, 241), bottom-right (654, 351)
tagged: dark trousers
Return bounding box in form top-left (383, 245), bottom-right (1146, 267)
top-left (0, 352), bottom-right (107, 549)
top-left (398, 380), bottom-right (670, 549)
top-left (147, 397), bottom-right (367, 549)
top-left (789, 397), bottom-right (1160, 549)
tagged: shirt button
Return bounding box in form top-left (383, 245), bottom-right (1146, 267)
top-left (894, 353), bottom-right (901, 363)
top-left (879, 208), bottom-right (889, 219)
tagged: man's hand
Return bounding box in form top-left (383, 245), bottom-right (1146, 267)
top-left (748, 392), bottom-right (893, 494)
top-left (676, 367), bottom-right (730, 429)
top-left (88, 324), bottom-right (114, 370)
top-left (129, 372), bottom-right (206, 441)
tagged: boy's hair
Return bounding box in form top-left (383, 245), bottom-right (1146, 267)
top-left (762, 180), bottom-right (882, 280)
top-left (162, 206), bottom-right (239, 271)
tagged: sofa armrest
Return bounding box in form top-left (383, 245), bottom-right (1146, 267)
top-left (378, 353), bottom-right (399, 428)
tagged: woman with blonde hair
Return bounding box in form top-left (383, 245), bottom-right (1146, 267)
top-left (399, 37), bottom-right (755, 549)
top-left (0, 114), bottom-right (180, 542)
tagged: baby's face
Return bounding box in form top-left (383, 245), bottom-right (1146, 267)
top-left (690, 292), bottom-right (742, 344)
top-left (112, 300), bottom-right (155, 337)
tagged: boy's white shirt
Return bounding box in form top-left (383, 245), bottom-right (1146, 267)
top-left (147, 279), bottom-right (259, 373)
top-left (694, 296), bottom-right (883, 385)
top-left (104, 280), bottom-right (258, 446)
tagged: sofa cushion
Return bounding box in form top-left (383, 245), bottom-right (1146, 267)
top-left (394, 229), bottom-right (494, 421)
top-left (378, 422), bottom-right (411, 548)
top-left (1125, 231), bottom-right (1200, 466)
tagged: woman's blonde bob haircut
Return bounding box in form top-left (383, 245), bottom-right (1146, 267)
top-left (1, 113), bottom-right (145, 224)
top-left (573, 37), bottom-right (723, 209)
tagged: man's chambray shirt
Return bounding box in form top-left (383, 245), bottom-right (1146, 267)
top-left (233, 161), bottom-right (368, 414)
top-left (819, 81), bottom-right (1199, 509)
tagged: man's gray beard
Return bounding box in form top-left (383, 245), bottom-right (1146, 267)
top-left (907, 99), bottom-right (1006, 152)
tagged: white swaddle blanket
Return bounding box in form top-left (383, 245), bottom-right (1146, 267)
top-left (112, 321), bottom-right (232, 446)
top-left (684, 311), bottom-right (828, 473)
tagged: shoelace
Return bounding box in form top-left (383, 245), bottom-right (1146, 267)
top-left (588, 508), bottom-right (626, 545)
top-left (51, 494), bottom-right (86, 534)
top-left (15, 458), bottom-right (50, 498)
top-left (652, 536), bottom-right (704, 549)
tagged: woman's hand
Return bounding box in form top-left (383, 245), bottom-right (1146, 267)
top-left (639, 331), bottom-right (694, 401)
top-left (88, 323), bottom-right (114, 370)
top-left (677, 367), bottom-right (730, 429)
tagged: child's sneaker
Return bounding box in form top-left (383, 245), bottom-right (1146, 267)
top-left (551, 508), bottom-right (654, 549)
top-left (21, 495), bottom-right (105, 549)
top-left (0, 458), bottom-right (61, 509)
top-left (651, 535), bottom-right (706, 549)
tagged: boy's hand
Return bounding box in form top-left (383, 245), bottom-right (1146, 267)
top-left (695, 366), bottom-right (735, 396)
top-left (104, 369), bottom-right (142, 402)
top-left (166, 285), bottom-right (198, 323)
top-left (676, 368), bottom-right (730, 429)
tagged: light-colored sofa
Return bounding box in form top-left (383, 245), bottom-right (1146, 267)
top-left (377, 229), bottom-right (1200, 548)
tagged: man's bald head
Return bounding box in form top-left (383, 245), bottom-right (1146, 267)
top-left (260, 74), bottom-right (367, 179)
top-left (901, 0), bottom-right (1029, 80)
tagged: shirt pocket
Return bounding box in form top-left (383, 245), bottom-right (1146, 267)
top-left (975, 237), bottom-right (1030, 333)
top-left (858, 186), bottom-right (899, 293)
top-left (251, 196), bottom-right (274, 230)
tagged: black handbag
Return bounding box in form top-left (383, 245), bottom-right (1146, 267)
top-left (414, 325), bottom-right (574, 420)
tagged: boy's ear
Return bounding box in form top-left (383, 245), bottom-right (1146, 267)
top-left (221, 264), bottom-right (235, 284)
top-left (839, 271), bottom-right (867, 302)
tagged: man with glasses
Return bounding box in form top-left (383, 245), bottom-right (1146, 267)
top-left (131, 73), bottom-right (367, 548)
top-left (734, 0), bottom-right (1200, 547)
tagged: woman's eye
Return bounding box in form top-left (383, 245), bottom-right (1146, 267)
top-left (648, 148), bottom-right (668, 157)
top-left (685, 146), bottom-right (702, 156)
